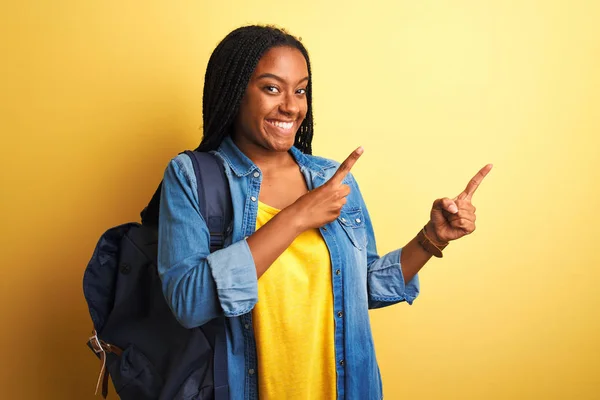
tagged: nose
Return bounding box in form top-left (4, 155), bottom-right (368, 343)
top-left (279, 91), bottom-right (300, 116)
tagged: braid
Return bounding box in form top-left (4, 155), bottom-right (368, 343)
top-left (197, 25), bottom-right (314, 154)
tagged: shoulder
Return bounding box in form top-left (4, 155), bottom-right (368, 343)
top-left (169, 153), bottom-right (194, 172)
top-left (163, 153), bottom-right (197, 189)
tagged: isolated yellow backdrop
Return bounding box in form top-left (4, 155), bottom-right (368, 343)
top-left (2, 1), bottom-right (599, 399)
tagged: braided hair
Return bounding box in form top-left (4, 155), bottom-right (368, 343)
top-left (196, 25), bottom-right (314, 154)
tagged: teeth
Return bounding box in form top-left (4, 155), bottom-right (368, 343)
top-left (269, 120), bottom-right (294, 130)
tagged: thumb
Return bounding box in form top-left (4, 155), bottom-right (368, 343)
top-left (433, 197), bottom-right (458, 214)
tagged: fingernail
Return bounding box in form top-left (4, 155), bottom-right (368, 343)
top-left (449, 204), bottom-right (458, 213)
top-left (356, 146), bottom-right (364, 155)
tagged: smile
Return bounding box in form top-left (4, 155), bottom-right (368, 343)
top-left (266, 120), bottom-right (295, 131)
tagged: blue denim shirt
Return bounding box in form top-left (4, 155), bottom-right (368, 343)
top-left (158, 136), bottom-right (420, 400)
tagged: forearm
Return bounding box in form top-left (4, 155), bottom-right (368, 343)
top-left (400, 221), bottom-right (448, 282)
top-left (246, 207), bottom-right (303, 278)
top-left (399, 235), bottom-right (433, 284)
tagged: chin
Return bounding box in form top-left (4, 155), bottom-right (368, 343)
top-left (266, 137), bottom-right (296, 152)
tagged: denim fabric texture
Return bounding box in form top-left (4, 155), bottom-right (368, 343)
top-left (158, 136), bottom-right (420, 399)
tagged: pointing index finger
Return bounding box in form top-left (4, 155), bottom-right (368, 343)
top-left (458, 163), bottom-right (493, 200)
top-left (330, 146), bottom-right (364, 185)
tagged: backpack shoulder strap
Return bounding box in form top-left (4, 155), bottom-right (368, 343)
top-left (183, 150), bottom-right (233, 253)
top-left (184, 150), bottom-right (231, 400)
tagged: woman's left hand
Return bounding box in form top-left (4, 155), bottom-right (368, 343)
top-left (426, 164), bottom-right (493, 245)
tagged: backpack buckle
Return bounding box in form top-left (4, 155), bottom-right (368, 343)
top-left (88, 330), bottom-right (123, 356)
top-left (88, 330), bottom-right (109, 398)
top-left (89, 331), bottom-right (104, 354)
top-left (87, 330), bottom-right (124, 398)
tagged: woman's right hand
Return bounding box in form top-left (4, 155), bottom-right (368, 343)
top-left (246, 146), bottom-right (363, 278)
top-left (286, 146), bottom-right (364, 231)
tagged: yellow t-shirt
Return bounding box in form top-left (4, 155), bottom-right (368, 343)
top-left (252, 201), bottom-right (336, 400)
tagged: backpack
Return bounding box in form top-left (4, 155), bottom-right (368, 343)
top-left (83, 150), bottom-right (232, 400)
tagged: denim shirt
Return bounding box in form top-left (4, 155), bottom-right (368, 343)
top-left (157, 136), bottom-right (420, 400)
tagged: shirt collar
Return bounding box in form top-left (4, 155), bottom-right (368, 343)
top-left (216, 136), bottom-right (257, 177)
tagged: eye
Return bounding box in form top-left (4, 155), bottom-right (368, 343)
top-left (264, 86), bottom-right (280, 94)
top-left (296, 88), bottom-right (307, 95)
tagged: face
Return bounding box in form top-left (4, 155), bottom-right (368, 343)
top-left (233, 46), bottom-right (309, 153)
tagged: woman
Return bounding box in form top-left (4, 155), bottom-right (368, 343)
top-left (158, 25), bottom-right (491, 400)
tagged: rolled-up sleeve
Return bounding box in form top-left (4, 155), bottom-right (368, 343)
top-left (366, 247), bottom-right (420, 308)
top-left (157, 155), bottom-right (258, 328)
top-left (352, 177), bottom-right (420, 309)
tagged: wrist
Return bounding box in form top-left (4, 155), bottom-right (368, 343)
top-left (425, 221), bottom-right (448, 247)
top-left (417, 222), bottom-right (448, 258)
top-left (279, 205), bottom-right (306, 235)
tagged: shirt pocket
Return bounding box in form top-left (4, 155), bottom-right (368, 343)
top-left (336, 208), bottom-right (367, 250)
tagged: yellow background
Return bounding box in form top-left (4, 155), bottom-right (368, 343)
top-left (2, 0), bottom-right (599, 399)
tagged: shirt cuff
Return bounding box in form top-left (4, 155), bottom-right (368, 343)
top-left (207, 239), bottom-right (258, 317)
top-left (368, 248), bottom-right (420, 306)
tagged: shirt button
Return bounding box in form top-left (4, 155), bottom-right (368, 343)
top-left (251, 196), bottom-right (257, 202)
top-left (244, 324), bottom-right (250, 329)
top-left (249, 369), bottom-right (255, 375)
top-left (339, 360), bottom-right (345, 366)
top-left (337, 311), bottom-right (343, 318)
top-left (253, 172), bottom-right (260, 178)
top-left (335, 269), bottom-right (341, 275)
top-left (341, 217), bottom-right (346, 222)
top-left (355, 218), bottom-right (361, 223)
top-left (322, 227), bottom-right (327, 231)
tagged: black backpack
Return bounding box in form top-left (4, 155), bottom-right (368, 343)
top-left (83, 151), bottom-right (232, 399)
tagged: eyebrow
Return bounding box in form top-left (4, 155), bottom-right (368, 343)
top-left (255, 73), bottom-right (309, 84)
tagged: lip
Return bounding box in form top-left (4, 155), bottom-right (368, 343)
top-left (266, 118), bottom-right (296, 123)
top-left (265, 119), bottom-right (297, 135)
